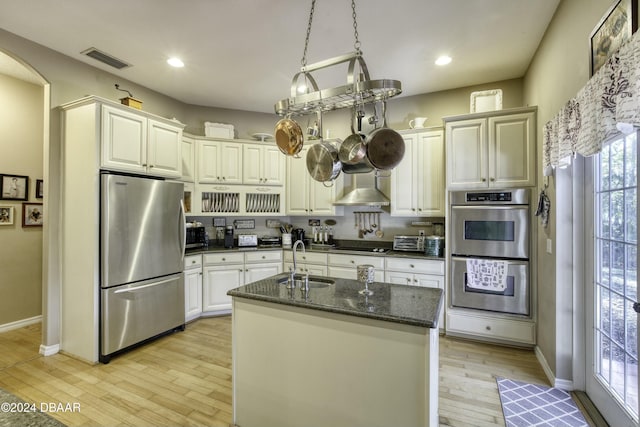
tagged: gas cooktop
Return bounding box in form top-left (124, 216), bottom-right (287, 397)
top-left (333, 246), bottom-right (390, 254)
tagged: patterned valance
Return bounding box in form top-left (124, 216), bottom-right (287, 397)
top-left (544, 29), bottom-right (640, 171)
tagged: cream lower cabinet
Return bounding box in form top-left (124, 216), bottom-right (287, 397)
top-left (286, 146), bottom-right (343, 216)
top-left (445, 107), bottom-right (536, 189)
top-left (446, 310), bottom-right (536, 346)
top-left (202, 252), bottom-right (245, 315)
top-left (385, 257), bottom-right (445, 330)
top-left (391, 129), bottom-right (445, 216)
top-left (327, 253), bottom-right (385, 282)
top-left (244, 250), bottom-right (283, 283)
top-left (203, 251), bottom-right (282, 315)
top-left (283, 251), bottom-right (328, 276)
top-left (184, 254), bottom-right (203, 322)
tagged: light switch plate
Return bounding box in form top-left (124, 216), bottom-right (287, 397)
top-left (546, 238), bottom-right (553, 254)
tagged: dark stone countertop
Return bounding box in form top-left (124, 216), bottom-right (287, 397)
top-left (227, 273), bottom-right (443, 329)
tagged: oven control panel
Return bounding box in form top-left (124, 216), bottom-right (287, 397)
top-left (466, 192), bottom-right (512, 202)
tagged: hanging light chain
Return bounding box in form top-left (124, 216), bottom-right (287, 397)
top-left (351, 0), bottom-right (361, 54)
top-left (301, 0), bottom-right (316, 68)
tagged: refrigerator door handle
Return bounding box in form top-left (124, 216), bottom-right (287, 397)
top-left (179, 199), bottom-right (186, 259)
top-left (114, 276), bottom-right (180, 294)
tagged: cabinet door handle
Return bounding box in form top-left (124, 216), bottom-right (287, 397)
top-left (142, 163), bottom-right (147, 167)
top-left (490, 177), bottom-right (495, 182)
top-left (262, 255), bottom-right (266, 259)
top-left (350, 260), bottom-right (355, 264)
top-left (485, 325), bottom-right (491, 331)
top-left (406, 278), bottom-right (411, 284)
top-left (221, 258), bottom-right (226, 261)
top-left (149, 165), bottom-right (154, 168)
top-left (217, 176), bottom-right (221, 180)
top-left (410, 264), bottom-right (414, 268)
top-left (413, 279), bottom-right (418, 283)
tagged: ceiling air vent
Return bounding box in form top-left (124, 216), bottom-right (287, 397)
top-left (81, 47), bottom-right (130, 70)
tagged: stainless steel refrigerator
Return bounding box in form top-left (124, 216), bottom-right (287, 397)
top-left (100, 172), bottom-right (186, 363)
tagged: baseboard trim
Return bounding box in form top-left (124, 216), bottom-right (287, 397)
top-left (39, 343), bottom-right (60, 356)
top-left (535, 345), bottom-right (574, 390)
top-left (0, 315), bottom-right (41, 333)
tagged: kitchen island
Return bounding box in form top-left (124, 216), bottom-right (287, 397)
top-left (228, 273), bottom-right (443, 427)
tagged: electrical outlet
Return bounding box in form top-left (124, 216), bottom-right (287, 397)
top-left (546, 238), bottom-right (553, 254)
top-left (418, 229), bottom-right (425, 236)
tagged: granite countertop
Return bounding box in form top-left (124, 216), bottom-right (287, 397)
top-left (227, 273), bottom-right (443, 329)
top-left (187, 244), bottom-right (445, 261)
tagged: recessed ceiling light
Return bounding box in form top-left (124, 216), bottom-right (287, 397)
top-left (435, 56), bottom-right (452, 66)
top-left (167, 57), bottom-right (184, 68)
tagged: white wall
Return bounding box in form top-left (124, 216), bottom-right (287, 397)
top-left (523, 0), bottom-right (614, 382)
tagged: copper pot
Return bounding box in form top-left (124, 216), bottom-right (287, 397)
top-left (275, 118), bottom-right (304, 156)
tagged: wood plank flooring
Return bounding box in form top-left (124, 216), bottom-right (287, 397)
top-left (0, 317), bottom-right (587, 426)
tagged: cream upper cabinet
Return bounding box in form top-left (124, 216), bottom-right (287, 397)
top-left (286, 146), bottom-right (343, 216)
top-left (101, 104), bottom-right (183, 178)
top-left (243, 143), bottom-right (285, 185)
top-left (197, 139), bottom-right (242, 184)
top-left (391, 129), bottom-right (445, 216)
top-left (181, 136), bottom-right (195, 182)
top-left (445, 107), bottom-right (536, 189)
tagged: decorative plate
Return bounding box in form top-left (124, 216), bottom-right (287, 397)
top-left (251, 132), bottom-right (274, 142)
top-left (470, 89), bottom-right (503, 113)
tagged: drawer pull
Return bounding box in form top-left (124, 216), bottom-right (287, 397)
top-left (410, 264), bottom-right (414, 268)
top-left (485, 326), bottom-right (491, 331)
top-left (192, 260), bottom-right (196, 264)
top-left (350, 260), bottom-right (355, 264)
top-left (262, 256), bottom-right (266, 259)
top-left (222, 258), bottom-right (226, 261)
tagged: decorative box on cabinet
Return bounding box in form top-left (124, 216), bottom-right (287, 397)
top-left (391, 129), bottom-right (445, 216)
top-left (101, 104), bottom-right (183, 178)
top-left (184, 254), bottom-right (203, 322)
top-left (444, 107), bottom-right (536, 189)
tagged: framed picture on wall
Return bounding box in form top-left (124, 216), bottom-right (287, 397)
top-left (22, 202), bottom-right (43, 227)
top-left (590, 0), bottom-right (639, 76)
top-left (0, 205), bottom-right (14, 225)
top-left (0, 174), bottom-right (29, 201)
top-left (36, 179), bottom-right (44, 199)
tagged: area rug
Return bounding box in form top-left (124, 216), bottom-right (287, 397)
top-left (496, 377), bottom-right (588, 427)
top-left (0, 388), bottom-right (67, 427)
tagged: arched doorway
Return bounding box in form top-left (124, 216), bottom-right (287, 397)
top-left (0, 49), bottom-right (55, 353)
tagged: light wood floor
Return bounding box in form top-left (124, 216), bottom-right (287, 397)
top-left (0, 317), bottom-right (587, 427)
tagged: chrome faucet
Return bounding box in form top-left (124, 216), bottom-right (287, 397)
top-left (292, 239), bottom-right (306, 289)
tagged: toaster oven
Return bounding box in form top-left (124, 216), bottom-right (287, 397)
top-left (393, 235), bottom-right (425, 252)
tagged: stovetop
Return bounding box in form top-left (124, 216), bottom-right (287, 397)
top-left (334, 246), bottom-right (390, 254)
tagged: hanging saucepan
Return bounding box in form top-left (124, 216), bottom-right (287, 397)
top-left (340, 107), bottom-right (374, 174)
top-left (275, 117), bottom-right (304, 156)
top-left (365, 101), bottom-right (405, 170)
top-left (306, 141), bottom-right (342, 182)
top-left (339, 108), bottom-right (367, 164)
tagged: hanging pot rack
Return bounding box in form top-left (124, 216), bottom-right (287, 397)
top-left (274, 0), bottom-right (401, 118)
top-left (274, 51), bottom-right (402, 117)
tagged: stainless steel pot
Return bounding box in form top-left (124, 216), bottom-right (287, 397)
top-left (339, 108), bottom-right (367, 164)
top-left (306, 141), bottom-right (342, 182)
top-left (365, 101), bottom-right (405, 170)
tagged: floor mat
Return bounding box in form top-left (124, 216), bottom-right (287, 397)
top-left (496, 377), bottom-right (589, 427)
top-left (0, 388), bottom-right (67, 427)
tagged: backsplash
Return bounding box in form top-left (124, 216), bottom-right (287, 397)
top-left (187, 208), bottom-right (444, 244)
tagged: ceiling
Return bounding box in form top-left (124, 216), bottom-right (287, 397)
top-left (0, 0), bottom-right (561, 113)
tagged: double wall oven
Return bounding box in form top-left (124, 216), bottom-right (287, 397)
top-left (449, 189), bottom-right (530, 316)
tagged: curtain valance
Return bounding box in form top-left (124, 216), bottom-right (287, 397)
top-left (544, 29), bottom-right (640, 172)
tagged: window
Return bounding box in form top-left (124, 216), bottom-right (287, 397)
top-left (595, 132), bottom-right (638, 417)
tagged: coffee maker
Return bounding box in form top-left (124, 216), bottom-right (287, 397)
top-left (224, 225), bottom-right (234, 248)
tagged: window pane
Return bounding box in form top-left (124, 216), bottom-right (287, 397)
top-left (611, 291), bottom-right (626, 347)
top-left (626, 244), bottom-right (637, 301)
top-left (625, 133), bottom-right (637, 188)
top-left (626, 188), bottom-right (637, 244)
top-left (611, 190), bottom-right (624, 240)
top-left (600, 286), bottom-right (611, 334)
top-left (602, 144), bottom-right (610, 190)
top-left (612, 343), bottom-right (626, 400)
top-left (625, 299), bottom-right (637, 359)
top-left (601, 192), bottom-right (610, 239)
top-left (600, 333), bottom-right (611, 382)
top-left (611, 242), bottom-right (625, 294)
top-left (610, 139), bottom-right (624, 190)
top-left (627, 355), bottom-right (638, 413)
top-left (601, 240), bottom-right (611, 287)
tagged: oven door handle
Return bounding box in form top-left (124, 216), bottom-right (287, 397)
top-left (451, 256), bottom-right (529, 265)
top-left (451, 205), bottom-right (528, 211)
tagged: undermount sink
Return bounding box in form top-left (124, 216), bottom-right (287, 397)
top-left (278, 275), bottom-right (335, 289)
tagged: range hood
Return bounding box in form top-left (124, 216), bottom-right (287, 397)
top-left (333, 172), bottom-right (390, 207)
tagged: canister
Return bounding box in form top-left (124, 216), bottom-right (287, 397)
top-left (425, 236), bottom-right (445, 257)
